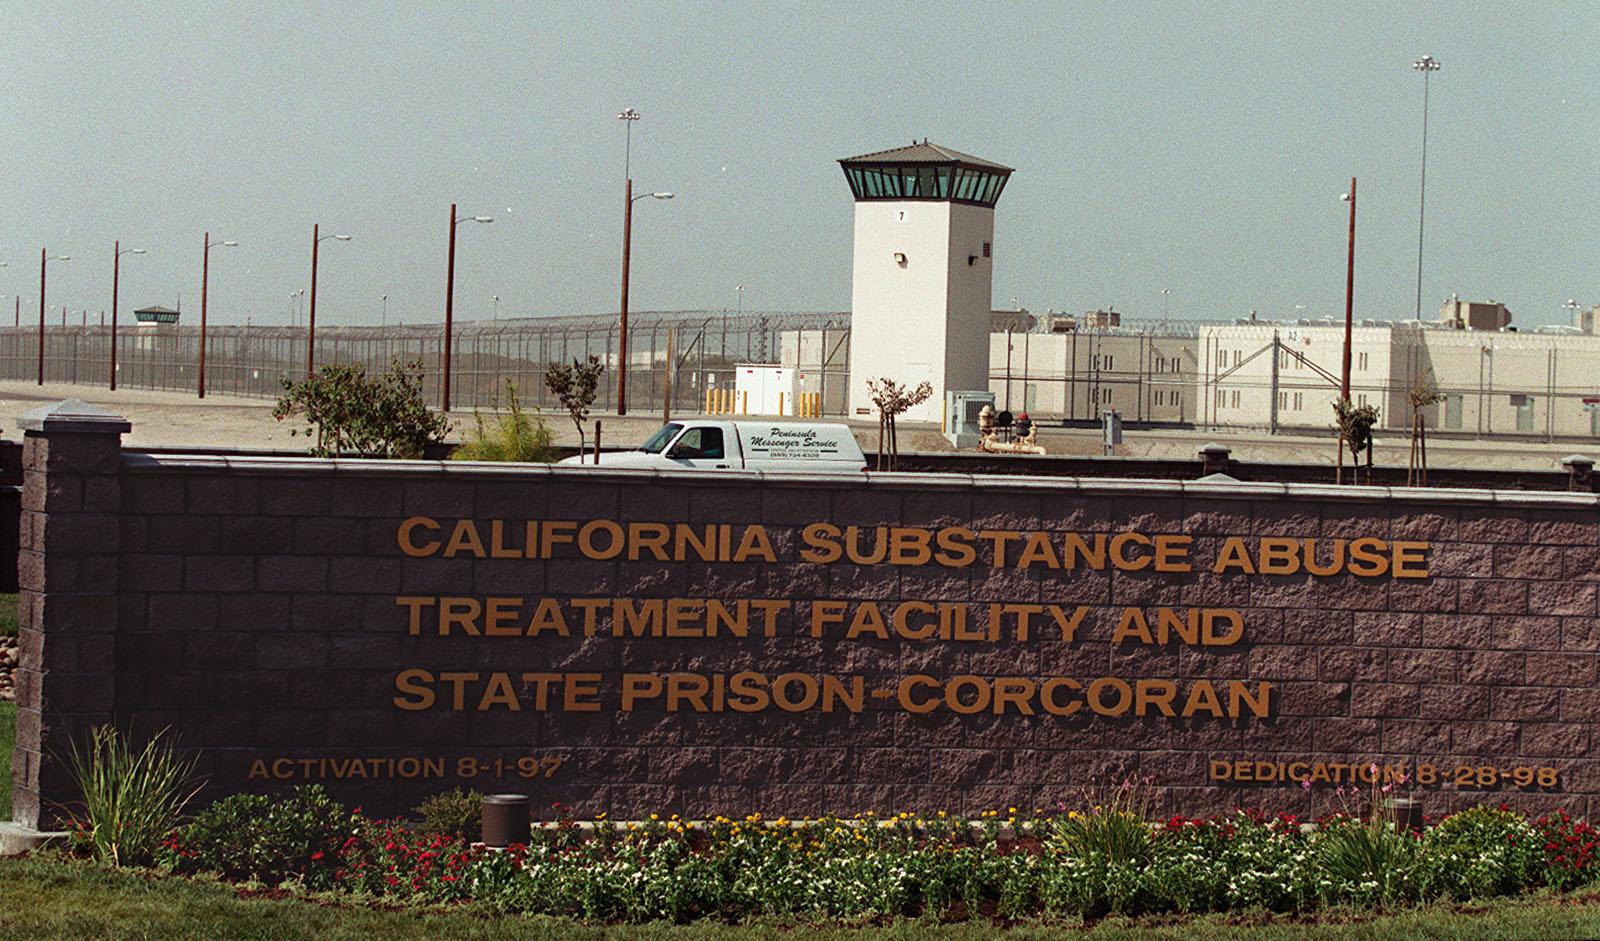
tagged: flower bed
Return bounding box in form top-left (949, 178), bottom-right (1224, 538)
top-left (137, 785), bottom-right (1600, 924)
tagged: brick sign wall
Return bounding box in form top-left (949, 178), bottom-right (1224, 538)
top-left (11, 401), bottom-right (1600, 827)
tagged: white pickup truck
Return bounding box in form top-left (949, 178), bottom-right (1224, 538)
top-left (560, 420), bottom-right (867, 474)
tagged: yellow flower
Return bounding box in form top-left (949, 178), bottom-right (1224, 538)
top-left (650, 813), bottom-right (659, 821)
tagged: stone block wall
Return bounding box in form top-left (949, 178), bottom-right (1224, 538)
top-left (12, 403), bottom-right (1600, 825)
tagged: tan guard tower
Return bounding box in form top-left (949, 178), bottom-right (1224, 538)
top-left (839, 141), bottom-right (1013, 422)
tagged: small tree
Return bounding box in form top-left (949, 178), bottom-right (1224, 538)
top-left (273, 358), bottom-right (450, 458)
top-left (1332, 396), bottom-right (1380, 485)
top-left (1406, 371), bottom-right (1444, 486)
top-left (452, 380), bottom-right (557, 463)
top-left (866, 377), bottom-right (932, 471)
top-left (544, 354), bottom-right (604, 455)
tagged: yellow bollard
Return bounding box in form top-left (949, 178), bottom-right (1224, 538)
top-left (741, 391), bottom-right (748, 415)
top-left (777, 392), bottom-right (785, 416)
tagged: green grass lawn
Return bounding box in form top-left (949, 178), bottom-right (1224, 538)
top-left (0, 592), bottom-right (16, 636)
top-left (0, 700), bottom-right (13, 819)
top-left (0, 854), bottom-right (1598, 941)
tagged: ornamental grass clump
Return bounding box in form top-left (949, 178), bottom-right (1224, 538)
top-left (451, 381), bottom-right (556, 463)
top-left (1042, 776), bottom-right (1158, 915)
top-left (1314, 768), bottom-right (1421, 905)
top-left (63, 725), bottom-right (202, 867)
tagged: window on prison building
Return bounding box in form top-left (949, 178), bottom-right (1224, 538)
top-left (1174, 391), bottom-right (1182, 407)
top-left (1358, 352), bottom-right (1369, 371)
top-left (1358, 394), bottom-right (1368, 408)
top-left (1231, 390), bottom-right (1240, 408)
top-left (1232, 350), bottom-right (1241, 367)
top-left (1216, 389), bottom-right (1225, 409)
top-left (1512, 394), bottom-right (1535, 432)
top-left (1278, 392), bottom-right (1288, 410)
top-left (1444, 393), bottom-right (1463, 430)
top-left (1293, 392), bottom-right (1303, 411)
top-left (1104, 355), bottom-right (1114, 371)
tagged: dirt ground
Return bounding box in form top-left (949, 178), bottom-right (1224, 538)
top-left (0, 380), bottom-right (1589, 472)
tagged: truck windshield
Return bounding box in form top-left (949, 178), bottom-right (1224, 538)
top-left (638, 423), bottom-right (684, 453)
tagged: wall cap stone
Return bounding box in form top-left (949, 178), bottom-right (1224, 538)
top-left (17, 400), bottom-right (131, 435)
top-left (119, 451), bottom-right (1600, 510)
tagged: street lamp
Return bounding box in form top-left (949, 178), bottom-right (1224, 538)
top-left (492, 294), bottom-right (499, 321)
top-left (308, 225), bottom-right (352, 376)
top-left (1340, 180), bottom-right (1357, 400)
top-left (618, 185), bottom-right (674, 415)
top-left (381, 293), bottom-right (388, 328)
top-left (1162, 288), bottom-right (1170, 318)
top-left (442, 204), bottom-right (494, 411)
top-left (736, 284), bottom-right (745, 316)
top-left (198, 233), bottom-right (239, 398)
top-left (1412, 54), bottom-right (1440, 321)
top-left (108, 243), bottom-right (147, 390)
top-left (37, 250), bottom-right (70, 385)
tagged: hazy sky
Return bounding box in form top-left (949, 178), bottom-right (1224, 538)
top-left (3, 2), bottom-right (1597, 329)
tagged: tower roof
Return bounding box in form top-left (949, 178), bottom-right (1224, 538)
top-left (839, 140), bottom-right (1013, 172)
top-left (838, 140), bottom-right (1013, 206)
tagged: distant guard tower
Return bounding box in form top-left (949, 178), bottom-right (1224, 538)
top-left (839, 140), bottom-right (1013, 422)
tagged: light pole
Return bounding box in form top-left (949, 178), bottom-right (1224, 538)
top-left (381, 293), bottom-right (388, 328)
top-left (1340, 179), bottom-right (1357, 400)
top-left (618, 185), bottom-right (674, 415)
top-left (736, 284), bottom-right (744, 316)
top-left (442, 204), bottom-right (494, 411)
top-left (109, 242), bottom-right (147, 390)
top-left (198, 233), bottom-right (238, 398)
top-left (1162, 288), bottom-right (1170, 318)
top-left (307, 224), bottom-right (352, 376)
top-left (492, 294), bottom-right (499, 321)
top-left (291, 289), bottom-right (306, 327)
top-left (1412, 54), bottom-right (1440, 322)
top-left (38, 250), bottom-right (70, 385)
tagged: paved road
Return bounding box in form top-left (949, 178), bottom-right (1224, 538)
top-left (0, 380), bottom-right (1588, 471)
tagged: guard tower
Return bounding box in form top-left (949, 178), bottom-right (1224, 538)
top-left (839, 140), bottom-right (1013, 422)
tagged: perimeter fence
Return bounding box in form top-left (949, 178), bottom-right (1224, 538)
top-left (0, 311), bottom-right (851, 416)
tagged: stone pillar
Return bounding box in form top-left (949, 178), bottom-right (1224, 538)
top-left (11, 401), bottom-right (129, 829)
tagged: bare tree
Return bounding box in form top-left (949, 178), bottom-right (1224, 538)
top-left (866, 377), bottom-right (932, 471)
top-left (544, 355), bottom-right (604, 455)
top-left (1407, 371), bottom-right (1444, 486)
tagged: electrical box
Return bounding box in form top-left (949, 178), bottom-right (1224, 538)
top-left (733, 364), bottom-right (794, 415)
top-left (945, 389), bottom-right (996, 448)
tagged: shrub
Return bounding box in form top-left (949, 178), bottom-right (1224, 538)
top-left (451, 382), bottom-right (556, 462)
top-left (414, 787), bottom-right (483, 840)
top-left (1417, 805), bottom-right (1542, 899)
top-left (168, 785), bottom-right (357, 889)
top-left (63, 725), bottom-right (202, 867)
top-left (273, 358), bottom-right (450, 458)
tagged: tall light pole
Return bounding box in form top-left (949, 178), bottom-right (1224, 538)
top-left (1340, 179), bottom-right (1357, 400)
top-left (736, 284), bottom-right (744, 316)
top-left (618, 184), bottom-right (675, 415)
top-left (442, 204), bottom-right (494, 411)
top-left (198, 233), bottom-right (238, 398)
top-left (307, 224), bottom-right (352, 376)
top-left (1412, 54), bottom-right (1440, 322)
top-left (492, 294), bottom-right (499, 321)
top-left (1162, 288), bottom-right (1170, 318)
top-left (38, 250), bottom-right (70, 385)
top-left (381, 293), bottom-right (388, 328)
top-left (109, 243), bottom-right (147, 390)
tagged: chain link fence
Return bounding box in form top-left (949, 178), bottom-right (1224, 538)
top-left (0, 311), bottom-right (851, 415)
